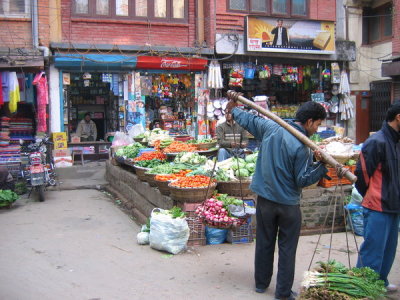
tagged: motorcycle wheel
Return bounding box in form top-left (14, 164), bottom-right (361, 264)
top-left (37, 185), bottom-right (45, 202)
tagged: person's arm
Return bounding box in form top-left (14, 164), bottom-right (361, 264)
top-left (271, 27), bottom-right (277, 35)
top-left (240, 127), bottom-right (248, 148)
top-left (294, 146), bottom-right (328, 188)
top-left (231, 107), bottom-right (273, 141)
top-left (92, 122), bottom-right (97, 141)
top-left (216, 125), bottom-right (232, 148)
top-left (76, 122), bottom-right (83, 137)
top-left (354, 139), bottom-right (381, 197)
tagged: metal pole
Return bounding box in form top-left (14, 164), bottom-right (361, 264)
top-left (227, 90), bottom-right (357, 183)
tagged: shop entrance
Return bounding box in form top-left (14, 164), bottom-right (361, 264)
top-left (64, 72), bottom-right (121, 141)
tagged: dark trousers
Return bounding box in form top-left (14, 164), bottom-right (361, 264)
top-left (254, 196), bottom-right (301, 298)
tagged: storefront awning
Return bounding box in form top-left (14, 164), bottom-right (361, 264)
top-left (136, 56), bottom-right (208, 71)
top-left (54, 54), bottom-right (138, 70)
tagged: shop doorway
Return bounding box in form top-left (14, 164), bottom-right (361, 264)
top-left (64, 72), bottom-right (120, 141)
top-left (370, 81), bottom-right (391, 132)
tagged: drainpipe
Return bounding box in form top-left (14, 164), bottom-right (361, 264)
top-left (31, 0), bottom-right (50, 60)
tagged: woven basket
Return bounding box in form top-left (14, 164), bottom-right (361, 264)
top-left (134, 165), bottom-right (150, 181)
top-left (144, 171), bottom-right (157, 187)
top-left (217, 180), bottom-right (253, 197)
top-left (168, 183), bottom-right (217, 203)
top-left (154, 179), bottom-right (171, 196)
top-left (198, 215), bottom-right (248, 230)
top-left (196, 141), bottom-right (217, 150)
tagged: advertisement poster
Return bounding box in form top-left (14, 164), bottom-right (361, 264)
top-left (246, 16), bottom-right (335, 54)
top-left (126, 72), bottom-right (146, 131)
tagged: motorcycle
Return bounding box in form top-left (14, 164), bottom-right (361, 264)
top-left (20, 136), bottom-right (56, 202)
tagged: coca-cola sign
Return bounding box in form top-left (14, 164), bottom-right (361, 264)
top-left (160, 59), bottom-right (188, 69)
top-left (136, 56), bottom-right (207, 70)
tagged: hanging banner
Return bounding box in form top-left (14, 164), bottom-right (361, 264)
top-left (136, 56), bottom-right (208, 71)
top-left (126, 72), bottom-right (146, 131)
top-left (246, 16), bottom-right (335, 54)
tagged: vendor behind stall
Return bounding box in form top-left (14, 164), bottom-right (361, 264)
top-left (76, 112), bottom-right (97, 141)
top-left (216, 109), bottom-right (248, 161)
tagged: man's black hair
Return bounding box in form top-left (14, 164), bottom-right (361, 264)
top-left (385, 100), bottom-right (400, 122)
top-left (85, 112), bottom-right (91, 117)
top-left (295, 101), bottom-right (327, 124)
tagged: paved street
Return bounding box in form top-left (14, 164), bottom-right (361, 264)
top-left (0, 186), bottom-right (399, 300)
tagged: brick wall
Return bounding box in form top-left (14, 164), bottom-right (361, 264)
top-left (214, 0), bottom-right (336, 37)
top-left (393, 0), bottom-right (400, 55)
top-left (0, 18), bottom-right (32, 48)
top-left (0, 0), bottom-right (50, 49)
top-left (60, 0), bottom-right (197, 48)
top-left (38, 0), bottom-right (50, 46)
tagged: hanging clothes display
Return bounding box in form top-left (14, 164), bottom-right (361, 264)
top-left (0, 73), bottom-right (3, 106)
top-left (8, 72), bottom-right (20, 113)
top-left (33, 71), bottom-right (48, 132)
top-left (2, 71), bottom-right (9, 104)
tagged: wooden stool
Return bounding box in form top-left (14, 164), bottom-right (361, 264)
top-left (72, 150), bottom-right (84, 165)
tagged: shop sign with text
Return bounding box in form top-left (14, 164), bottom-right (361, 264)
top-left (136, 57), bottom-right (207, 70)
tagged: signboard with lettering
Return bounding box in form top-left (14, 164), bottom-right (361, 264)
top-left (136, 57), bottom-right (207, 70)
top-left (246, 16), bottom-right (335, 54)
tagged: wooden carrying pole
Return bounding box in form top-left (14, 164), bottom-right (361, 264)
top-left (227, 90), bottom-right (357, 183)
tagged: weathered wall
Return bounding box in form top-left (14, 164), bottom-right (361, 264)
top-left (60, 0), bottom-right (197, 48)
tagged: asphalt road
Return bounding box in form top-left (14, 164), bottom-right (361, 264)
top-left (0, 189), bottom-right (399, 300)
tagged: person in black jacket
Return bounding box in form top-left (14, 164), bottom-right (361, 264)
top-left (271, 19), bottom-right (289, 47)
top-left (355, 101), bottom-right (400, 293)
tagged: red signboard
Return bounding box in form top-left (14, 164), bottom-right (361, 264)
top-left (136, 56), bottom-right (207, 71)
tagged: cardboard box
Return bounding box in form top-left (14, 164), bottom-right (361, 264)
top-left (53, 149), bottom-right (71, 157)
top-left (52, 132), bottom-right (67, 142)
top-left (71, 136), bottom-right (81, 143)
top-left (54, 140), bottom-right (68, 150)
top-left (54, 156), bottom-right (73, 168)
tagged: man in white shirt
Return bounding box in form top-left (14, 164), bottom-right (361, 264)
top-left (76, 112), bottom-right (97, 141)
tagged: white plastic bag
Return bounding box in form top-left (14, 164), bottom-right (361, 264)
top-left (128, 124), bottom-right (145, 139)
top-left (112, 131), bottom-right (132, 147)
top-left (149, 208), bottom-right (190, 254)
top-left (137, 232), bottom-right (150, 245)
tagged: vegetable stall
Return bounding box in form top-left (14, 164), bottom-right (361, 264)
top-left (107, 126), bottom-right (360, 248)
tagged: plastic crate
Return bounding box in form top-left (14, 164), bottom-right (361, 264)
top-left (178, 202), bottom-right (206, 246)
top-left (227, 223), bottom-right (254, 244)
top-left (318, 165), bottom-right (356, 188)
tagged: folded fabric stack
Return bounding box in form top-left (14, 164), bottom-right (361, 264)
top-left (9, 117), bottom-right (34, 144)
top-left (0, 117), bottom-right (10, 147)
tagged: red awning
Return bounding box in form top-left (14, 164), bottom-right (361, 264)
top-left (136, 56), bottom-right (207, 71)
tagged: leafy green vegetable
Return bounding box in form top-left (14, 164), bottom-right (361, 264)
top-left (0, 190), bottom-right (19, 207)
top-left (135, 159), bottom-right (164, 168)
top-left (147, 163), bottom-right (189, 175)
top-left (116, 142), bottom-right (145, 158)
top-left (303, 260), bottom-right (387, 299)
top-left (235, 168), bottom-right (250, 178)
top-left (346, 159), bottom-right (357, 166)
top-left (169, 206), bottom-right (186, 218)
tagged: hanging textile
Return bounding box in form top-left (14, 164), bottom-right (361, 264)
top-left (2, 71), bottom-right (10, 103)
top-left (33, 72), bottom-right (48, 132)
top-left (8, 72), bottom-right (20, 113)
top-left (0, 73), bottom-right (3, 106)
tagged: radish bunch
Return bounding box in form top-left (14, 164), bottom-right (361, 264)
top-left (195, 198), bottom-right (245, 228)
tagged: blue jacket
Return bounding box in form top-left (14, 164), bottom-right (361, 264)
top-left (355, 122), bottom-right (400, 214)
top-left (232, 107), bottom-right (328, 205)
